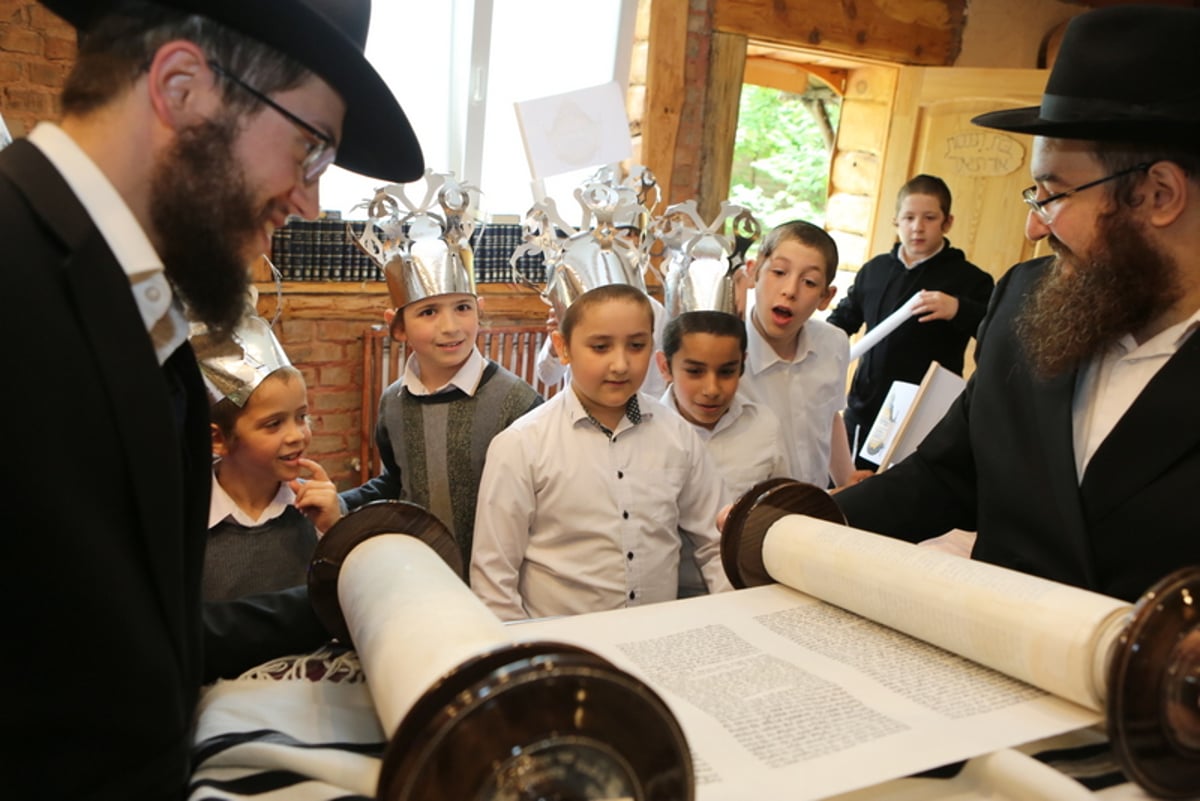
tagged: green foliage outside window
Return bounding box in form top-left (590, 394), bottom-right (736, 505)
top-left (729, 84), bottom-right (841, 231)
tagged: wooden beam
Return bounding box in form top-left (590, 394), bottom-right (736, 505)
top-left (744, 56), bottom-right (848, 95)
top-left (642, 0), bottom-right (691, 211)
top-left (714, 0), bottom-right (967, 66)
top-left (698, 31), bottom-right (747, 221)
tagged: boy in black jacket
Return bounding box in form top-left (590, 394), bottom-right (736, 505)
top-left (828, 174), bottom-right (994, 468)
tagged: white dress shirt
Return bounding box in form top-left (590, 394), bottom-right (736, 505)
top-left (402, 345), bottom-right (485, 396)
top-left (660, 387), bottom-right (790, 500)
top-left (1073, 311), bottom-right (1200, 480)
top-left (470, 388), bottom-right (732, 620)
top-left (208, 473), bottom-right (296, 528)
top-left (739, 293), bottom-right (850, 486)
top-left (27, 123), bottom-right (187, 364)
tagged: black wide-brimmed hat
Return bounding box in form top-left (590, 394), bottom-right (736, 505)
top-left (42, 0), bottom-right (423, 182)
top-left (972, 5), bottom-right (1200, 142)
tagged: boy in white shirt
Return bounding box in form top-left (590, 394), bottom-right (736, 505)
top-left (740, 220), bottom-right (853, 488)
top-left (471, 284), bottom-right (732, 620)
top-left (656, 309), bottom-right (789, 597)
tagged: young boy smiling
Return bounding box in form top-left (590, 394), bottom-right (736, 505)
top-left (656, 310), bottom-right (788, 597)
top-left (470, 284), bottom-right (732, 620)
top-left (340, 280), bottom-right (542, 573)
top-left (194, 314), bottom-right (341, 601)
top-left (739, 220), bottom-right (853, 488)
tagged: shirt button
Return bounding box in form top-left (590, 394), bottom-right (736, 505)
top-left (622, 511), bottom-right (629, 520)
top-left (629, 591), bottom-right (636, 600)
top-left (626, 552), bottom-right (633, 560)
top-left (617, 471), bottom-right (624, 479)
top-left (146, 286), bottom-right (161, 303)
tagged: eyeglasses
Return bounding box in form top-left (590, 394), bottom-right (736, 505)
top-left (1021, 163), bottom-right (1151, 224)
top-left (208, 60), bottom-right (336, 184)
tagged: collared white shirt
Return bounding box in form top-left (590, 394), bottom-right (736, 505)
top-left (740, 291), bottom-right (850, 486)
top-left (1073, 310), bottom-right (1200, 480)
top-left (470, 388), bottom-right (732, 621)
top-left (898, 240), bottom-right (945, 270)
top-left (402, 346), bottom-right (485, 396)
top-left (660, 387), bottom-right (790, 500)
top-left (208, 472), bottom-right (296, 528)
top-left (27, 123), bottom-right (187, 364)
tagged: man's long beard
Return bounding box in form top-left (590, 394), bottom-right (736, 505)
top-left (1015, 210), bottom-right (1182, 379)
top-left (149, 116), bottom-right (266, 339)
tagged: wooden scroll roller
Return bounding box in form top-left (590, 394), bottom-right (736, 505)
top-left (721, 479), bottom-right (1200, 799)
top-left (308, 500), bottom-right (694, 801)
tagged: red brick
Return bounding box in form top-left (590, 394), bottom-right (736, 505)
top-left (0, 2), bottom-right (30, 25)
top-left (43, 35), bottom-right (74, 61)
top-left (28, 59), bottom-right (66, 86)
top-left (310, 390), bottom-right (359, 413)
top-left (313, 412), bottom-right (355, 436)
top-left (284, 343), bottom-right (316, 363)
top-left (296, 364), bottom-right (319, 388)
top-left (318, 320), bottom-right (368, 340)
top-left (3, 86), bottom-right (52, 113)
top-left (0, 57), bottom-right (24, 82)
top-left (309, 434), bottom-right (348, 454)
top-left (0, 25), bottom-right (42, 54)
top-left (279, 318), bottom-right (316, 342)
top-left (302, 341), bottom-right (347, 362)
top-left (318, 364), bottom-right (354, 387)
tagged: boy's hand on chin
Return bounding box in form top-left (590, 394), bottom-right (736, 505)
top-left (290, 458), bottom-right (342, 535)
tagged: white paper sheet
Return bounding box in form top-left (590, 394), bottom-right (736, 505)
top-left (849, 292), bottom-right (921, 361)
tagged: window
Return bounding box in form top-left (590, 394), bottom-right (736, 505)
top-left (320, 0), bottom-right (637, 223)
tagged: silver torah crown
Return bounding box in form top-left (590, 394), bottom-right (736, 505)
top-left (348, 168), bottom-right (480, 309)
top-left (190, 306), bottom-right (292, 408)
top-left (651, 200), bottom-right (761, 317)
top-left (511, 166), bottom-right (659, 322)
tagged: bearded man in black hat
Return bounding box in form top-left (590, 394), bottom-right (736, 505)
top-left (0, 1), bottom-right (421, 797)
top-left (835, 4), bottom-right (1200, 605)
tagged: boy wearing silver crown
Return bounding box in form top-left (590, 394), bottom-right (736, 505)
top-left (471, 284), bottom-right (733, 621)
top-left (340, 190), bottom-right (543, 574)
top-left (191, 313), bottom-right (341, 601)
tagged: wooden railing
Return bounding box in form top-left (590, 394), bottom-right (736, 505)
top-left (359, 324), bottom-right (563, 483)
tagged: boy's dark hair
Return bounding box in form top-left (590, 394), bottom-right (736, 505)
top-left (209, 366), bottom-right (305, 438)
top-left (661, 311), bottom-right (748, 365)
top-left (560, 284), bottom-right (654, 343)
top-left (757, 220), bottom-right (839, 286)
top-left (897, 174), bottom-right (953, 218)
top-left (62, 1), bottom-right (308, 118)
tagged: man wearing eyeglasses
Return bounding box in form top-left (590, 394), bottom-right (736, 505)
top-left (835, 4), bottom-right (1200, 605)
top-left (0, 1), bottom-right (422, 797)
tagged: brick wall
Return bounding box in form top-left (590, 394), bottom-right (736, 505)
top-left (0, 1), bottom-right (74, 137)
top-left (272, 313), bottom-right (377, 491)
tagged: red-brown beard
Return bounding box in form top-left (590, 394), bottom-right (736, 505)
top-left (1015, 208), bottom-right (1182, 379)
top-left (150, 114), bottom-right (271, 340)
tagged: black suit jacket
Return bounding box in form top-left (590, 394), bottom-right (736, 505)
top-left (0, 139), bottom-right (326, 800)
top-left (836, 256), bottom-right (1200, 603)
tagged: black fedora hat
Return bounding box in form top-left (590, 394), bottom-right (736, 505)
top-left (972, 5), bottom-right (1200, 142)
top-left (42, 0), bottom-right (423, 183)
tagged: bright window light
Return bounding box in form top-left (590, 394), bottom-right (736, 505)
top-left (318, 0), bottom-right (635, 223)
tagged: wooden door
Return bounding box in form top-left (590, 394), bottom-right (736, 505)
top-left (869, 66), bottom-right (1052, 283)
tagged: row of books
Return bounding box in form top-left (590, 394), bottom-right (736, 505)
top-left (269, 218), bottom-right (544, 283)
